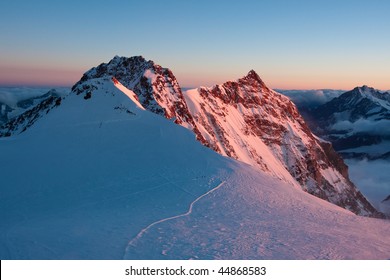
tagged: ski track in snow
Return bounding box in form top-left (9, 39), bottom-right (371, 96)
top-left (124, 181), bottom-right (226, 257)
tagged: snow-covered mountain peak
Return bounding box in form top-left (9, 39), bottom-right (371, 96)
top-left (72, 56), bottom-right (153, 91)
top-left (350, 85), bottom-right (390, 104)
top-left (312, 85), bottom-right (390, 122)
top-left (71, 56), bottom-right (199, 132)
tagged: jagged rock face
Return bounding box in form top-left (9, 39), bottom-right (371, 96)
top-left (0, 91), bottom-right (62, 137)
top-left (72, 56), bottom-right (196, 126)
top-left (183, 72), bottom-right (381, 217)
top-left (71, 56), bottom-right (208, 144)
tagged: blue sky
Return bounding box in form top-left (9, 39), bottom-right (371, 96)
top-left (1, 0), bottom-right (389, 89)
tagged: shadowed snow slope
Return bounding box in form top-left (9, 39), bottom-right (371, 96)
top-left (1, 78), bottom-right (389, 259)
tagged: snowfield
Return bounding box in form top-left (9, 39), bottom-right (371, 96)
top-left (125, 166), bottom-right (390, 260)
top-left (1, 79), bottom-right (389, 259)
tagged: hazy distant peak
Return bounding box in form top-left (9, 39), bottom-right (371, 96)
top-left (352, 85), bottom-right (376, 95)
top-left (343, 85), bottom-right (390, 105)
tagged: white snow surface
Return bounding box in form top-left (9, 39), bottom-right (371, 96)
top-left (112, 78), bottom-right (145, 110)
top-left (1, 79), bottom-right (389, 259)
top-left (125, 167), bottom-right (390, 260)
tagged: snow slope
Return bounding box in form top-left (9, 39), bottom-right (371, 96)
top-left (0, 78), bottom-right (235, 259)
top-left (125, 166), bottom-right (390, 260)
top-left (1, 77), bottom-right (389, 260)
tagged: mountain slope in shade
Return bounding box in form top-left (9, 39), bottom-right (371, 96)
top-left (1, 77), bottom-right (389, 260)
top-left (0, 89), bottom-right (62, 137)
top-left (307, 85), bottom-right (390, 159)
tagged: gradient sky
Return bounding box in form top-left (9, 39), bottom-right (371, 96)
top-left (1, 0), bottom-right (389, 89)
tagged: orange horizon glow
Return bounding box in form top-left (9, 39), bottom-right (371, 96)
top-left (1, 65), bottom-right (389, 91)
top-left (0, 66), bottom-right (83, 87)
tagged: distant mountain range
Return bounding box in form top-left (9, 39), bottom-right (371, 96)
top-left (0, 90), bottom-right (62, 137)
top-left (300, 85), bottom-right (390, 160)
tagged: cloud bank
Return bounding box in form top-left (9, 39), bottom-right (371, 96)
top-left (332, 118), bottom-right (390, 136)
top-left (346, 159), bottom-right (390, 214)
top-left (277, 89), bottom-right (343, 108)
top-left (0, 87), bottom-right (69, 107)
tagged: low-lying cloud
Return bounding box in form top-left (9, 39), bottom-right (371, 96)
top-left (332, 118), bottom-right (390, 136)
top-left (346, 159), bottom-right (390, 214)
top-left (0, 87), bottom-right (69, 107)
top-left (277, 89), bottom-right (343, 109)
